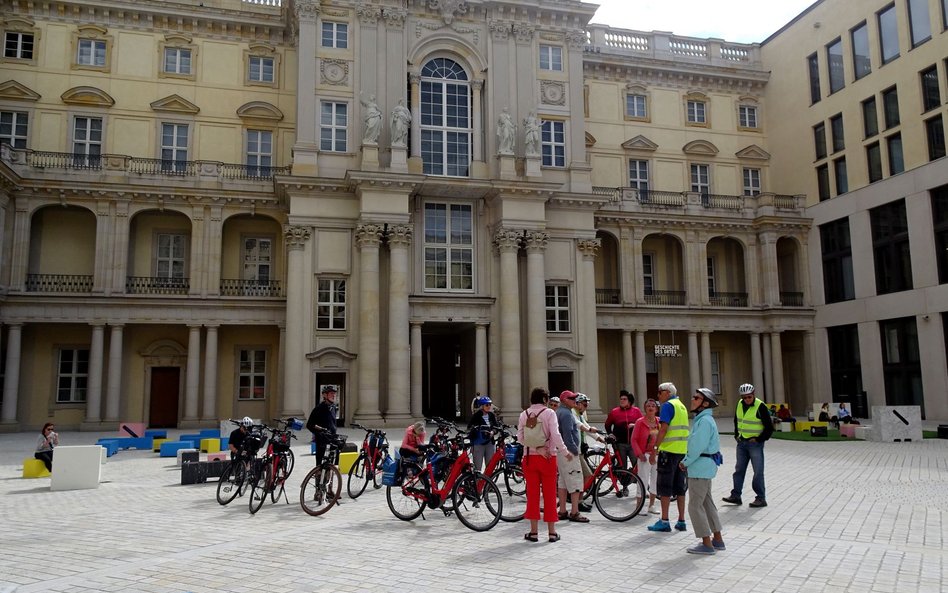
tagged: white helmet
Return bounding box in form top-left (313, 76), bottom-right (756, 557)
top-left (241, 416), bottom-right (253, 427)
top-left (738, 383), bottom-right (755, 395)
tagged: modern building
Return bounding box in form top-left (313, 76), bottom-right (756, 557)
top-left (0, 0), bottom-right (942, 431)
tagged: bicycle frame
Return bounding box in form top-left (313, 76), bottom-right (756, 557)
top-left (582, 443), bottom-right (620, 494)
top-left (401, 447), bottom-right (474, 505)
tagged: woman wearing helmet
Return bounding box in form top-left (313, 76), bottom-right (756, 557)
top-left (467, 395), bottom-right (501, 472)
top-left (680, 388), bottom-right (725, 555)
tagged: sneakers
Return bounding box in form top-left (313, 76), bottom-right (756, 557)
top-left (647, 519), bottom-right (671, 532)
top-left (647, 504), bottom-right (659, 515)
top-left (712, 539), bottom-right (726, 551)
top-left (686, 544), bottom-right (716, 555)
top-left (749, 499), bottom-right (768, 508)
top-left (721, 496), bottom-right (743, 505)
top-left (674, 520), bottom-right (687, 531)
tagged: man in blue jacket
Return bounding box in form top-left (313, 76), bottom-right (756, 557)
top-left (681, 388), bottom-right (726, 555)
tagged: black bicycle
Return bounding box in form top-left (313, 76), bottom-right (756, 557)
top-left (299, 428), bottom-right (346, 516)
top-left (216, 420), bottom-right (266, 506)
top-left (248, 419), bottom-right (298, 514)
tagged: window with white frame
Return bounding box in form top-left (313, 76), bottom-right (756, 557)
top-left (317, 278), bottom-right (347, 330)
top-left (691, 163), bottom-right (711, 196)
top-left (545, 285), bottom-right (570, 332)
top-left (321, 21), bottom-right (348, 48)
top-left (707, 256), bottom-right (716, 295)
top-left (539, 45), bottom-right (563, 71)
top-left (163, 47), bottom-right (192, 75)
top-left (319, 102), bottom-right (348, 152)
top-left (629, 159), bottom-right (649, 190)
top-left (0, 111), bottom-right (29, 149)
top-left (156, 233), bottom-right (187, 279)
top-left (3, 31), bottom-right (33, 59)
top-left (77, 38), bottom-right (106, 66)
top-left (742, 168), bottom-right (761, 196)
top-left (248, 55), bottom-right (275, 83)
top-left (237, 349), bottom-right (267, 400)
top-left (73, 116), bottom-right (102, 167)
top-left (420, 58), bottom-right (471, 177)
top-left (626, 94), bottom-right (647, 119)
top-left (738, 105), bottom-right (758, 128)
top-left (56, 348), bottom-right (89, 403)
top-left (242, 237), bottom-right (272, 283)
top-left (160, 123), bottom-right (188, 172)
top-left (541, 120), bottom-right (565, 167)
top-left (687, 100), bottom-right (706, 124)
top-left (246, 129), bottom-right (272, 176)
top-left (710, 351), bottom-right (721, 394)
top-left (424, 202), bottom-right (473, 291)
top-left (642, 252), bottom-right (655, 296)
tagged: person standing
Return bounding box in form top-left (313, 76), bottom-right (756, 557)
top-left (467, 395), bottom-right (501, 472)
top-left (682, 388), bottom-right (726, 555)
top-left (306, 385), bottom-right (339, 465)
top-left (497, 108), bottom-right (516, 154)
top-left (604, 389), bottom-right (643, 497)
top-left (556, 391), bottom-right (589, 523)
top-left (632, 399), bottom-right (661, 514)
top-left (517, 387), bottom-right (567, 543)
top-left (34, 423), bottom-right (58, 472)
top-left (722, 383), bottom-right (773, 508)
top-left (390, 99), bottom-right (411, 147)
top-left (648, 381), bottom-right (689, 532)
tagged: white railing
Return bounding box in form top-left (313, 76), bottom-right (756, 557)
top-left (584, 25), bottom-right (761, 66)
top-left (242, 0), bottom-right (281, 6)
top-left (604, 31), bottom-right (649, 52)
top-left (669, 39), bottom-right (707, 58)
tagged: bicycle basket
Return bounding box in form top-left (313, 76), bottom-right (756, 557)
top-left (369, 432), bottom-right (385, 451)
top-left (242, 432), bottom-right (265, 455)
top-left (288, 418), bottom-right (304, 431)
top-left (270, 431), bottom-right (291, 453)
top-left (505, 442), bottom-right (523, 465)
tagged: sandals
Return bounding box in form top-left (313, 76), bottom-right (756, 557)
top-left (524, 532), bottom-right (538, 542)
top-left (568, 512), bottom-right (590, 523)
top-left (557, 511), bottom-right (569, 520)
top-left (548, 533), bottom-right (561, 543)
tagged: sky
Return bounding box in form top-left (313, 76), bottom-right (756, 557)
top-left (584, 0), bottom-right (820, 44)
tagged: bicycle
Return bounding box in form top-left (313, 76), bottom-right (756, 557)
top-left (299, 427), bottom-right (346, 516)
top-left (580, 434), bottom-right (647, 521)
top-left (248, 419), bottom-right (299, 514)
top-left (346, 422), bottom-right (389, 499)
top-left (479, 425), bottom-right (526, 523)
top-left (216, 420), bottom-right (266, 506)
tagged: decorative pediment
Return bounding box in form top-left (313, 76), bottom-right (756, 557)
top-left (735, 144), bottom-right (771, 161)
top-left (305, 347), bottom-right (357, 369)
top-left (150, 94), bottom-right (200, 114)
top-left (3, 16), bottom-right (35, 28)
top-left (0, 80), bottom-right (40, 102)
top-left (622, 135), bottom-right (658, 151)
top-left (547, 347), bottom-right (584, 370)
top-left (61, 86), bottom-right (115, 107)
top-left (682, 139), bottom-right (719, 156)
top-left (248, 41), bottom-right (276, 54)
top-left (77, 24), bottom-right (108, 36)
top-left (585, 131), bottom-right (596, 148)
top-left (236, 101), bottom-right (284, 122)
top-left (164, 32), bottom-right (192, 44)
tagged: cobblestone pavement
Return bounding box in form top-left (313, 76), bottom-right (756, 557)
top-left (1, 425), bottom-right (946, 593)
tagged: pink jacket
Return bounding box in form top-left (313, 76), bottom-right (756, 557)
top-left (631, 415), bottom-right (660, 459)
top-left (516, 403), bottom-right (567, 455)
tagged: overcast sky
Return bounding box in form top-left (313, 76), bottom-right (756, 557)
top-left (584, 0), bottom-right (820, 44)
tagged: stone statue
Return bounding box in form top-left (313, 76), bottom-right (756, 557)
top-left (523, 111), bottom-right (541, 156)
top-left (497, 108), bottom-right (515, 155)
top-left (391, 99), bottom-right (411, 147)
top-left (360, 94), bottom-right (382, 144)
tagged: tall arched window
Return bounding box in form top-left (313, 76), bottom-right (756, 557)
top-left (421, 58), bottom-right (471, 177)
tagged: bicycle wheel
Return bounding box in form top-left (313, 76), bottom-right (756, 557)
top-left (270, 455), bottom-right (289, 504)
top-left (300, 464), bottom-right (342, 516)
top-left (285, 448), bottom-right (295, 478)
top-left (347, 453), bottom-right (369, 499)
top-left (385, 462), bottom-right (425, 521)
top-left (452, 471), bottom-right (502, 532)
top-left (584, 447), bottom-right (605, 475)
top-left (216, 462), bottom-right (244, 506)
top-left (491, 466), bottom-right (525, 522)
top-left (371, 447), bottom-right (388, 489)
top-left (248, 461), bottom-right (271, 514)
top-left (593, 468), bottom-right (646, 522)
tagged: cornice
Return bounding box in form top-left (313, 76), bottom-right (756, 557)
top-left (582, 59), bottom-right (768, 94)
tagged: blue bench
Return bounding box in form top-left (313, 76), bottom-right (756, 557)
top-left (199, 428), bottom-right (221, 439)
top-left (96, 439), bottom-right (120, 457)
top-left (159, 441), bottom-right (193, 457)
top-left (179, 434), bottom-right (203, 448)
top-left (144, 429), bottom-right (167, 440)
top-left (117, 436), bottom-right (153, 450)
top-left (219, 437), bottom-right (229, 450)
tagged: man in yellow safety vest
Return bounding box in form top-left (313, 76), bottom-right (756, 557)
top-left (722, 383), bottom-right (774, 508)
top-left (647, 381), bottom-right (690, 532)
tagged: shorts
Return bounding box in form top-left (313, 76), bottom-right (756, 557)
top-left (556, 452), bottom-right (584, 493)
top-left (655, 451), bottom-right (687, 497)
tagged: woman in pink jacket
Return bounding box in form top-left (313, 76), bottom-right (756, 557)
top-left (517, 387), bottom-right (568, 543)
top-left (631, 399), bottom-right (661, 515)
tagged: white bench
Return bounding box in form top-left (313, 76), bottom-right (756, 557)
top-left (51, 446), bottom-right (104, 491)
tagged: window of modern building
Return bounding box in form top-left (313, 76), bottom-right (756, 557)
top-left (77, 38), bottom-right (106, 66)
top-left (867, 142), bottom-right (883, 183)
top-left (814, 122), bottom-right (827, 159)
top-left (319, 101), bottom-right (347, 153)
top-left (927, 114), bottom-right (946, 161)
top-left (56, 348), bottom-right (89, 403)
top-left (870, 199), bottom-right (913, 294)
top-left (160, 123), bottom-right (188, 172)
top-left (321, 21), bottom-right (348, 48)
top-left (882, 86), bottom-right (899, 129)
top-left (246, 129), bottom-right (272, 176)
top-left (72, 116), bottom-right (102, 167)
top-left (541, 120), bottom-right (566, 167)
top-left (743, 167), bottom-right (761, 196)
top-left (3, 31), bottom-right (33, 59)
top-left (690, 163), bottom-right (711, 197)
top-left (886, 133), bottom-right (904, 174)
top-left (862, 97), bottom-right (879, 138)
top-left (851, 22), bottom-right (871, 79)
top-left (908, 0), bottom-right (932, 46)
top-left (830, 114), bottom-right (845, 152)
top-left (539, 44), bottom-right (563, 71)
top-left (807, 53), bottom-right (821, 104)
top-left (629, 159), bottom-right (649, 198)
top-left (248, 55), bottom-right (275, 83)
top-left (826, 38), bottom-right (845, 93)
top-left (878, 4), bottom-right (899, 64)
top-left (242, 237), bottom-right (272, 283)
top-left (423, 202), bottom-right (473, 291)
top-left (707, 256), bottom-right (716, 295)
top-left (237, 349), bottom-right (267, 400)
top-left (317, 278), bottom-right (347, 330)
top-left (879, 316), bottom-right (924, 413)
top-left (163, 47), bottom-right (191, 75)
top-left (827, 324), bottom-right (862, 400)
top-left (545, 285), bottom-right (570, 332)
top-left (686, 100), bottom-right (707, 124)
top-left (921, 66), bottom-right (941, 112)
top-left (833, 157), bottom-right (848, 195)
top-left (642, 253), bottom-right (655, 296)
top-left (820, 217), bottom-right (855, 303)
top-left (738, 104), bottom-right (758, 128)
top-left (817, 164), bottom-right (831, 201)
top-left (156, 233), bottom-right (187, 279)
top-left (420, 58), bottom-right (471, 177)
top-left (931, 184), bottom-right (948, 284)
top-left (626, 93), bottom-right (647, 119)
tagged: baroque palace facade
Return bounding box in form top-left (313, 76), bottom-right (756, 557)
top-left (0, 0), bottom-right (942, 430)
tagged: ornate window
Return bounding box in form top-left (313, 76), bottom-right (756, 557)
top-left (541, 120), bottom-right (566, 167)
top-left (320, 101), bottom-right (348, 152)
top-left (160, 122), bottom-right (189, 172)
top-left (421, 58), bottom-right (471, 177)
top-left (545, 285), bottom-right (570, 332)
top-left (0, 111), bottom-right (28, 148)
top-left (321, 21), bottom-right (348, 49)
top-left (72, 25), bottom-right (111, 72)
top-left (246, 129), bottom-right (273, 177)
top-left (424, 202), bottom-right (473, 291)
top-left (685, 92), bottom-right (710, 127)
top-left (159, 34), bottom-right (197, 80)
top-left (2, 17), bottom-right (39, 64)
top-left (244, 43), bottom-right (281, 88)
top-left (242, 237), bottom-right (273, 283)
top-left (742, 168), bottom-right (761, 196)
top-left (72, 116), bottom-right (102, 167)
top-left (317, 279), bottom-right (347, 330)
top-left (539, 45), bottom-right (563, 71)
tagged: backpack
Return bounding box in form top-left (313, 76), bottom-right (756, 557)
top-left (522, 408), bottom-right (549, 448)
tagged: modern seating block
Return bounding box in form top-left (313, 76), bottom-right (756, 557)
top-left (794, 421), bottom-right (828, 432)
top-left (179, 434), bottom-right (203, 447)
top-left (854, 426), bottom-right (871, 440)
top-left (198, 428), bottom-right (221, 439)
top-left (338, 451), bottom-right (359, 474)
top-left (776, 422), bottom-right (794, 432)
top-left (22, 458), bottom-right (51, 478)
top-left (95, 439), bottom-right (120, 457)
top-left (869, 405), bottom-right (923, 442)
top-left (219, 437), bottom-right (229, 449)
top-left (839, 424), bottom-right (857, 438)
top-left (116, 436), bottom-right (153, 450)
top-left (119, 422), bottom-right (147, 438)
top-left (152, 438), bottom-right (168, 452)
top-left (51, 446), bottom-right (103, 491)
top-left (206, 452), bottom-right (228, 462)
top-left (144, 429), bottom-right (168, 440)
top-left (159, 441), bottom-right (192, 457)
top-left (176, 449), bottom-right (200, 466)
top-left (199, 438), bottom-right (220, 453)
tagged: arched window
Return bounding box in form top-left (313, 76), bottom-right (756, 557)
top-left (421, 58), bottom-right (471, 177)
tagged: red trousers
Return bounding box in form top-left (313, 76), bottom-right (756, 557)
top-left (523, 453), bottom-right (559, 523)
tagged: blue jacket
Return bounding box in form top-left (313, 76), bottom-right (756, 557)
top-left (556, 406), bottom-right (581, 455)
top-left (682, 408), bottom-right (720, 479)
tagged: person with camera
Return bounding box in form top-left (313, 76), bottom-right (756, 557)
top-left (35, 422), bottom-right (59, 471)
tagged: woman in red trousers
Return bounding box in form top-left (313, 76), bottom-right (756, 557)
top-left (517, 387), bottom-right (569, 543)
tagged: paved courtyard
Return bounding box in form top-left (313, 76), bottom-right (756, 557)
top-left (1, 425), bottom-right (946, 593)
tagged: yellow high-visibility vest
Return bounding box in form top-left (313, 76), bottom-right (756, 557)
top-left (736, 398), bottom-right (765, 439)
top-left (659, 397), bottom-right (689, 454)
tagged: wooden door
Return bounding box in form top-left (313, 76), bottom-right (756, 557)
top-left (149, 367), bottom-right (180, 428)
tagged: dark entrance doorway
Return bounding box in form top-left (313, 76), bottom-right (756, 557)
top-left (315, 372), bottom-right (347, 426)
top-left (149, 367), bottom-right (180, 428)
top-left (422, 323), bottom-right (474, 421)
top-left (548, 371), bottom-right (574, 400)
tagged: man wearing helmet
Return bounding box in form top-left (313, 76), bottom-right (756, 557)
top-left (681, 388), bottom-right (726, 555)
top-left (722, 383), bottom-right (773, 508)
top-left (228, 416), bottom-right (254, 459)
top-left (467, 395), bottom-right (501, 472)
top-left (306, 385), bottom-right (339, 465)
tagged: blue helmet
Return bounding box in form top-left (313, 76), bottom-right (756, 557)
top-left (475, 396), bottom-right (492, 407)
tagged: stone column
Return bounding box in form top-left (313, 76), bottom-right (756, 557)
top-left (687, 331), bottom-right (700, 393)
top-left (410, 321), bottom-right (423, 418)
top-left (634, 330), bottom-right (647, 403)
top-left (386, 224), bottom-right (412, 420)
top-left (9, 203), bottom-right (30, 292)
top-left (355, 223), bottom-right (383, 420)
top-left (189, 208), bottom-right (206, 297)
top-left (525, 231), bottom-right (549, 391)
top-left (578, 239), bottom-right (602, 414)
top-left (292, 0), bottom-right (321, 174)
top-left (92, 205), bottom-right (110, 294)
top-left (1, 324), bottom-right (22, 423)
top-left (84, 324), bottom-right (105, 424)
top-left (110, 203), bottom-right (130, 294)
top-left (204, 209), bottom-right (223, 297)
top-left (803, 330), bottom-right (817, 411)
top-left (700, 331), bottom-right (712, 389)
top-left (621, 330), bottom-right (634, 392)
top-left (762, 333), bottom-right (773, 402)
top-left (758, 233), bottom-right (778, 306)
top-left (409, 72), bottom-right (422, 161)
top-left (184, 325), bottom-right (202, 422)
top-left (105, 325), bottom-right (124, 421)
top-left (750, 332), bottom-right (763, 399)
top-left (471, 79), bottom-right (484, 166)
top-left (202, 326), bottom-right (219, 421)
top-left (283, 226), bottom-right (311, 417)
top-left (628, 228), bottom-right (642, 305)
top-left (770, 332), bottom-right (786, 403)
top-left (495, 228), bottom-right (523, 414)
top-left (475, 322), bottom-right (489, 396)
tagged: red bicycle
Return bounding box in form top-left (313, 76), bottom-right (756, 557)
top-left (478, 425), bottom-right (526, 522)
top-left (346, 423), bottom-right (389, 499)
top-left (248, 418), bottom-right (298, 514)
top-left (580, 435), bottom-right (646, 521)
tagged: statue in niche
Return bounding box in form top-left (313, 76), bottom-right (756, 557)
top-left (497, 108), bottom-right (515, 155)
top-left (523, 111), bottom-right (541, 156)
top-left (391, 99), bottom-right (411, 147)
top-left (360, 94), bottom-right (382, 144)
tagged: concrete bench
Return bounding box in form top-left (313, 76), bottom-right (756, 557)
top-left (207, 452), bottom-right (228, 462)
top-left (776, 422), bottom-right (795, 432)
top-left (159, 441), bottom-right (192, 457)
top-left (219, 437), bottom-right (229, 450)
top-left (144, 429), bottom-right (168, 440)
top-left (119, 422), bottom-right (147, 438)
top-left (200, 438), bottom-right (220, 453)
top-left (22, 458), bottom-right (51, 478)
top-left (176, 449), bottom-right (200, 466)
top-left (113, 436), bottom-right (153, 450)
top-left (179, 434), bottom-right (203, 448)
top-left (152, 438), bottom-right (168, 452)
top-left (51, 446), bottom-right (103, 491)
top-left (338, 451), bottom-right (358, 474)
top-left (839, 424), bottom-right (858, 438)
top-left (199, 428), bottom-right (221, 439)
top-left (794, 421), bottom-right (828, 432)
top-left (854, 426), bottom-right (871, 440)
top-left (95, 439), bottom-right (120, 457)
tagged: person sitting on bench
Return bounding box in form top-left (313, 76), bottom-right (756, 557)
top-left (35, 423), bottom-right (58, 472)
